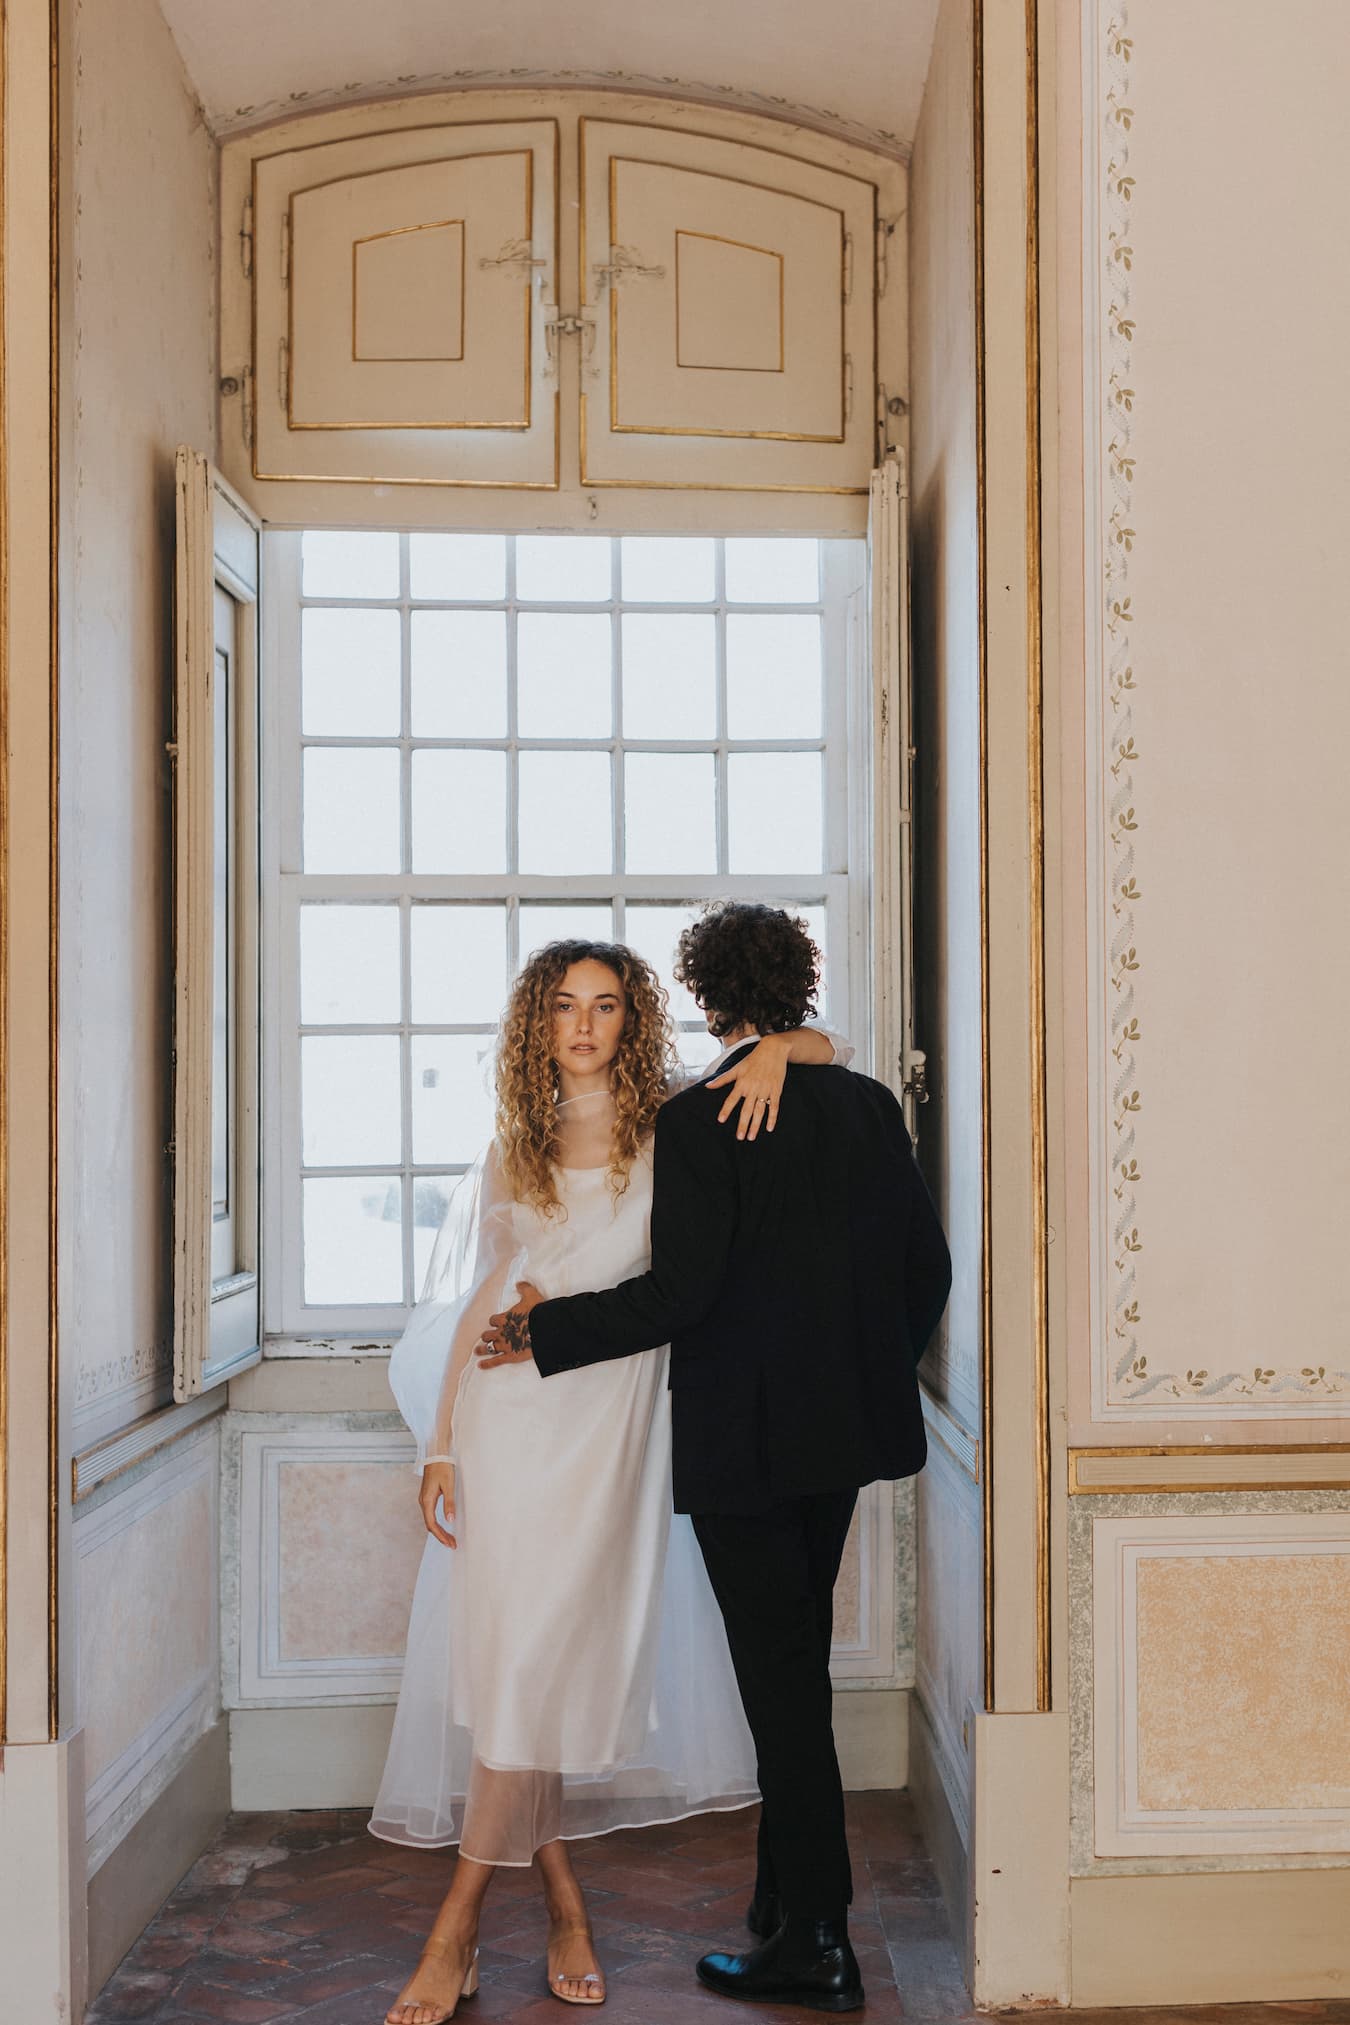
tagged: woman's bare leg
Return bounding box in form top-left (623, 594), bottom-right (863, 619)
top-left (385, 1854), bottom-right (492, 2025)
top-left (536, 1839), bottom-right (606, 2004)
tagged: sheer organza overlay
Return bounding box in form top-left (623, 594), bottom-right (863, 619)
top-left (371, 1090), bottom-right (759, 1864)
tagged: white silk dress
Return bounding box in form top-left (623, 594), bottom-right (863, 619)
top-left (369, 1093), bottom-right (759, 1865)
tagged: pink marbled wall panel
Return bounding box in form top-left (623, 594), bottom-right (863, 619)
top-left (277, 1460), bottom-right (426, 1662)
top-left (1135, 1552), bottom-right (1350, 1812)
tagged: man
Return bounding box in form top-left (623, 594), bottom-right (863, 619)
top-left (478, 901), bottom-right (951, 2013)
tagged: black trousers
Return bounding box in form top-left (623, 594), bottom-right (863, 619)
top-left (692, 1487), bottom-right (858, 1924)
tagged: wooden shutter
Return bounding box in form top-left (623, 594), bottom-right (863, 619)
top-left (579, 118), bottom-right (878, 494)
top-left (252, 120), bottom-right (559, 488)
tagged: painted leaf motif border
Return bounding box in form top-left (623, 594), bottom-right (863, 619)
top-left (1096, 5), bottom-right (1345, 1411)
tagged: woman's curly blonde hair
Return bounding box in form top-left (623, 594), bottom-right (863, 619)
top-left (495, 940), bottom-right (676, 1215)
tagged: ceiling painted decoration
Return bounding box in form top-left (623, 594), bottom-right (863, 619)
top-left (157, 0), bottom-right (940, 152)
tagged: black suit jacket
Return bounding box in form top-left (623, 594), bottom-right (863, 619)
top-left (530, 1047), bottom-right (952, 1514)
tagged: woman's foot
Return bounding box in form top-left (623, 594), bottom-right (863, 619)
top-left (385, 1936), bottom-right (480, 2025)
top-left (547, 1918), bottom-right (606, 2005)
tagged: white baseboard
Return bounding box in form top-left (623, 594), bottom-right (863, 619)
top-left (908, 1692), bottom-right (971, 1982)
top-left (1070, 1868), bottom-right (1350, 2005)
top-left (87, 1720), bottom-right (230, 1998)
top-left (230, 1690), bottom-right (909, 1813)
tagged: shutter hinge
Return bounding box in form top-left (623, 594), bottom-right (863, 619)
top-left (876, 382), bottom-right (908, 462)
top-left (842, 231), bottom-right (854, 305)
top-left (844, 354), bottom-right (854, 424)
top-left (239, 195), bottom-right (254, 279)
top-left (479, 237), bottom-right (546, 277)
top-left (280, 212), bottom-right (291, 284)
top-left (278, 338), bottom-right (289, 413)
top-left (592, 244), bottom-right (665, 291)
top-left (901, 1050), bottom-right (929, 1105)
top-left (876, 215), bottom-right (898, 298)
top-left (241, 365), bottom-right (255, 451)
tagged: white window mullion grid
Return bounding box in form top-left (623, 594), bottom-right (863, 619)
top-left (267, 532), bottom-right (862, 1348)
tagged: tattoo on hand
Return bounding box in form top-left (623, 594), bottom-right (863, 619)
top-left (501, 1309), bottom-right (531, 1357)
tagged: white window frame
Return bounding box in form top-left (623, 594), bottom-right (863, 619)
top-left (171, 449), bottom-right (264, 1398)
top-left (260, 530), bottom-right (871, 1352)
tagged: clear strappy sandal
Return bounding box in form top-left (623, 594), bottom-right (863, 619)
top-left (547, 1924), bottom-right (606, 2007)
top-left (385, 1944), bottom-right (479, 2024)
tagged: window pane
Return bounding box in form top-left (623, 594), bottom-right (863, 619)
top-left (302, 530), bottom-right (399, 601)
top-left (625, 904), bottom-right (705, 1022)
top-left (620, 536), bottom-right (715, 603)
top-left (727, 752), bottom-right (823, 871)
top-left (726, 614), bottom-right (823, 740)
top-left (301, 1034), bottom-right (401, 1167)
top-left (411, 610), bottom-right (507, 738)
top-left (724, 537), bottom-right (819, 604)
top-left (624, 755), bottom-right (716, 874)
top-left (413, 1175), bottom-right (458, 1294)
top-left (515, 535), bottom-right (612, 603)
top-left (410, 531), bottom-right (506, 602)
top-left (797, 903), bottom-right (830, 1019)
top-left (621, 614), bottom-right (716, 739)
top-left (518, 903), bottom-right (615, 959)
top-left (517, 613), bottom-right (612, 738)
top-left (300, 904), bottom-right (401, 1025)
top-left (302, 608), bottom-right (401, 737)
top-left (303, 747), bottom-right (400, 872)
top-left (677, 1028), bottom-right (720, 1079)
top-left (411, 905), bottom-right (508, 1024)
top-left (411, 750), bottom-right (508, 873)
top-left (303, 1175), bottom-right (403, 1305)
top-left (517, 751), bottom-right (613, 874)
top-left (412, 1034), bottom-right (497, 1164)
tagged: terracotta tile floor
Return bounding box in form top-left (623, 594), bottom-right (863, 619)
top-left (86, 1794), bottom-right (1350, 2025)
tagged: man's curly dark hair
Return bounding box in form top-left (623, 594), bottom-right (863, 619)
top-left (674, 901), bottom-right (820, 1039)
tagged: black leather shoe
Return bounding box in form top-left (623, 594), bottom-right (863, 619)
top-left (745, 1887), bottom-right (782, 1938)
top-left (697, 1919), bottom-right (864, 2012)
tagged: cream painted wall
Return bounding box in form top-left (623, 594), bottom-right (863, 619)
top-left (1070, 0), bottom-right (1350, 1434)
top-left (907, 0), bottom-right (983, 1856)
top-left (909, 0), bottom-right (982, 1444)
top-left (1045, 0), bottom-right (1350, 1994)
top-left (58, 0), bottom-right (222, 1896)
top-left (62, 0), bottom-right (217, 1449)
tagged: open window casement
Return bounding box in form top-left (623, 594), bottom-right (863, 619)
top-left (862, 455), bottom-right (924, 1135)
top-left (172, 447), bottom-right (263, 1399)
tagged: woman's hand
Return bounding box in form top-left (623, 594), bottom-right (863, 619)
top-left (419, 1460), bottom-right (458, 1548)
top-left (707, 1034), bottom-right (792, 1140)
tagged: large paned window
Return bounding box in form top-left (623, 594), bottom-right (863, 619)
top-left (262, 531), bottom-right (866, 1346)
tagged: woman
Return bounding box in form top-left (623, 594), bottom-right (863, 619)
top-left (373, 936), bottom-right (846, 2024)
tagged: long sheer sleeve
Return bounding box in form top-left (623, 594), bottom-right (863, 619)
top-left (809, 1019), bottom-right (854, 1067)
top-left (387, 1145), bottom-right (524, 1468)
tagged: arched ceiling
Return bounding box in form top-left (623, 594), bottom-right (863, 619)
top-left (158, 0), bottom-right (939, 152)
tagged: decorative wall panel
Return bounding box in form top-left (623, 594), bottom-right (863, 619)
top-left (75, 1429), bottom-right (220, 1868)
top-left (1091, 1512), bottom-right (1350, 1856)
top-left (234, 1425), bottom-right (425, 1701)
top-left (1083, 0), bottom-right (1350, 1418)
top-left (226, 1415), bottom-right (905, 1710)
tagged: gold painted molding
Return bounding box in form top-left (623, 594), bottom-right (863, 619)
top-left (0, 0), bottom-right (10, 1748)
top-left (972, 0), bottom-right (995, 1721)
top-left (1025, 0), bottom-right (1050, 1718)
top-left (1069, 1443), bottom-right (1350, 1495)
top-left (48, 0), bottom-right (62, 1744)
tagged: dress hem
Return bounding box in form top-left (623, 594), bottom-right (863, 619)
top-left (366, 1793), bottom-right (759, 1865)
